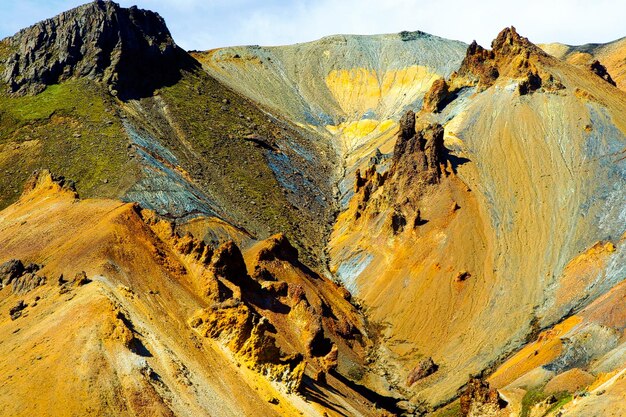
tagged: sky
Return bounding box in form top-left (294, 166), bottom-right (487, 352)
top-left (0, 0), bottom-right (624, 51)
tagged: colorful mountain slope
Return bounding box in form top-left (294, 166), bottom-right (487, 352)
top-left (0, 170), bottom-right (396, 417)
top-left (0, 1), bottom-right (338, 267)
top-left (541, 36), bottom-right (626, 91)
top-left (328, 27), bottom-right (626, 408)
top-left (0, 2), bottom-right (625, 416)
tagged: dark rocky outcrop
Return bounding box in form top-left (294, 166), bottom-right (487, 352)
top-left (589, 60), bottom-right (617, 86)
top-left (209, 241), bottom-right (250, 287)
top-left (390, 111), bottom-right (446, 187)
top-left (455, 270), bottom-right (472, 282)
top-left (2, 0), bottom-right (198, 99)
top-left (72, 271), bottom-right (91, 286)
top-left (9, 300), bottom-right (27, 320)
top-left (457, 41), bottom-right (499, 87)
top-left (352, 111), bottom-right (449, 226)
top-left (12, 272), bottom-right (46, 294)
top-left (1, 260), bottom-right (46, 294)
top-left (256, 233), bottom-right (299, 263)
top-left (390, 208), bottom-right (407, 234)
top-left (208, 241), bottom-right (261, 294)
top-left (0, 259), bottom-right (25, 288)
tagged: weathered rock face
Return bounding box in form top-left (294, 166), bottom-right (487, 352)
top-left (23, 170), bottom-right (77, 197)
top-left (421, 78), bottom-right (452, 113)
top-left (0, 259), bottom-right (46, 294)
top-left (390, 111), bottom-right (446, 188)
top-left (460, 378), bottom-right (507, 417)
top-left (490, 26), bottom-right (545, 57)
top-left (190, 300), bottom-right (307, 393)
top-left (12, 272), bottom-right (46, 294)
top-left (2, 0), bottom-right (197, 98)
top-left (209, 241), bottom-right (250, 287)
top-left (351, 111), bottom-right (448, 229)
top-left (457, 27), bottom-right (557, 94)
top-left (0, 260), bottom-right (25, 288)
top-left (457, 40), bottom-right (499, 87)
top-left (256, 233), bottom-right (299, 263)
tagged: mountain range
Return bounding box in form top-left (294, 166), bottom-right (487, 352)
top-left (0, 2), bottom-right (624, 416)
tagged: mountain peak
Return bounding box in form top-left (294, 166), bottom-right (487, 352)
top-left (457, 26), bottom-right (555, 92)
top-left (491, 26), bottom-right (542, 56)
top-left (2, 0), bottom-right (197, 99)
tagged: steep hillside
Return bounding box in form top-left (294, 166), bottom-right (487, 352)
top-left (1, 2), bottom-right (625, 416)
top-left (540, 37), bottom-right (626, 91)
top-left (196, 32), bottom-right (466, 128)
top-left (328, 27), bottom-right (626, 409)
top-left (0, 1), bottom-right (337, 266)
top-left (0, 170), bottom-right (394, 417)
top-left (195, 33), bottom-right (468, 203)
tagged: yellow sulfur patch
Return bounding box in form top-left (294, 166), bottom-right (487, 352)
top-left (325, 65), bottom-right (439, 116)
top-left (326, 119), bottom-right (396, 153)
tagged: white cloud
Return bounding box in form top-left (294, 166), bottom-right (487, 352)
top-left (2, 0), bottom-right (625, 51)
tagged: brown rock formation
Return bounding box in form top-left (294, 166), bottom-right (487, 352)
top-left (189, 302), bottom-right (306, 393)
top-left (256, 233), bottom-right (299, 263)
top-left (0, 260), bottom-right (25, 289)
top-left (460, 378), bottom-right (507, 417)
top-left (390, 112), bottom-right (446, 190)
top-left (209, 241), bottom-right (249, 287)
top-left (0, 260), bottom-right (46, 294)
top-left (351, 111), bottom-right (449, 233)
top-left (422, 78), bottom-right (453, 113)
top-left (8, 300), bottom-right (27, 320)
top-left (22, 170), bottom-right (78, 198)
top-left (12, 272), bottom-right (46, 294)
top-left (406, 357), bottom-right (439, 386)
top-left (457, 41), bottom-right (499, 87)
top-left (490, 27), bottom-right (546, 57)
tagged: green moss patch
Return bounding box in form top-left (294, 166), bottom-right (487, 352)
top-left (0, 79), bottom-right (138, 208)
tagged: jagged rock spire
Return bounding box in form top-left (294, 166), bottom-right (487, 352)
top-left (457, 26), bottom-right (555, 93)
top-left (391, 111), bottom-right (446, 186)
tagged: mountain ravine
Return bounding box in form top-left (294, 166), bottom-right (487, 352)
top-left (0, 2), bottom-right (625, 417)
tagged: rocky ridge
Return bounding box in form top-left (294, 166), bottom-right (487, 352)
top-left (1, 3), bottom-right (626, 416)
top-left (352, 110), bottom-right (448, 232)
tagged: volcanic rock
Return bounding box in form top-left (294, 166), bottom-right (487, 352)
top-left (0, 259), bottom-right (25, 288)
top-left (209, 241), bottom-right (249, 287)
top-left (12, 273), bottom-right (46, 294)
top-left (72, 271), bottom-right (91, 286)
top-left (589, 60), bottom-right (617, 86)
top-left (256, 233), bottom-right (299, 263)
top-left (190, 302), bottom-right (306, 393)
top-left (2, 0), bottom-right (198, 98)
top-left (458, 27), bottom-right (550, 92)
top-left (460, 378), bottom-right (507, 417)
top-left (22, 170), bottom-right (77, 197)
top-left (9, 300), bottom-right (27, 320)
top-left (422, 78), bottom-right (453, 113)
top-left (390, 114), bottom-right (446, 187)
